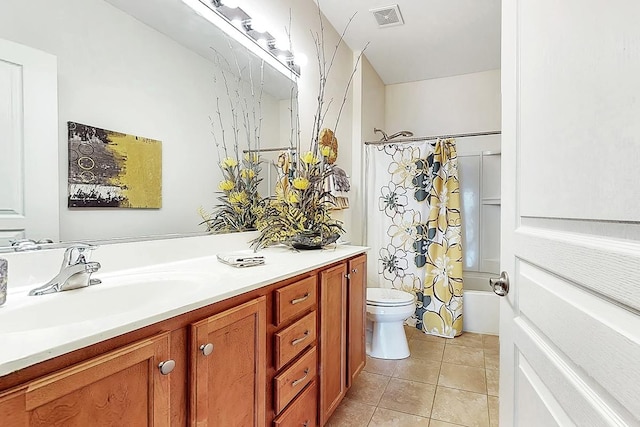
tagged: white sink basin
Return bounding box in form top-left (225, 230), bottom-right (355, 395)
top-left (0, 271), bottom-right (213, 334)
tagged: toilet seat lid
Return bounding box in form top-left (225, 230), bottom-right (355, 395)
top-left (366, 288), bottom-right (415, 306)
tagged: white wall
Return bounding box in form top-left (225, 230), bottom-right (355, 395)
top-left (385, 69), bottom-right (501, 137)
top-left (350, 54), bottom-right (386, 245)
top-left (0, 0), bottom-right (280, 242)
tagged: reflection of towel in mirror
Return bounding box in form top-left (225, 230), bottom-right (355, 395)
top-left (331, 166), bottom-right (350, 192)
top-left (325, 165), bottom-right (350, 209)
top-left (217, 251), bottom-right (265, 268)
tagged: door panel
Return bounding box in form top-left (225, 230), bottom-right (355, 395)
top-left (0, 38), bottom-right (58, 245)
top-left (514, 317), bottom-right (632, 426)
top-left (518, 261), bottom-right (640, 419)
top-left (190, 297), bottom-right (266, 427)
top-left (517, 0), bottom-right (640, 222)
top-left (516, 357), bottom-right (567, 427)
top-left (502, 0), bottom-right (640, 425)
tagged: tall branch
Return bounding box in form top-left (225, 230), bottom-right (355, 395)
top-left (333, 42), bottom-right (369, 134)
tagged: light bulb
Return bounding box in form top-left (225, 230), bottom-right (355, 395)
top-left (256, 38), bottom-right (268, 48)
top-left (293, 53), bottom-right (308, 67)
top-left (250, 18), bottom-right (267, 33)
top-left (275, 37), bottom-right (289, 51)
top-left (231, 18), bottom-right (243, 28)
top-left (277, 54), bottom-right (288, 63)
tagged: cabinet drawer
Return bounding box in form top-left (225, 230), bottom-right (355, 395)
top-left (274, 346), bottom-right (317, 414)
top-left (274, 276), bottom-right (317, 326)
top-left (273, 381), bottom-right (318, 427)
top-left (275, 311), bottom-right (317, 370)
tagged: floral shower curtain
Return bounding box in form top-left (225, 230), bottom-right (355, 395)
top-left (366, 138), bottom-right (464, 338)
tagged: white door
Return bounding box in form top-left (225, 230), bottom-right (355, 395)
top-left (500, 1), bottom-right (640, 425)
top-left (0, 38), bottom-right (59, 246)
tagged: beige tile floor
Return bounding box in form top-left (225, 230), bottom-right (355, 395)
top-left (327, 327), bottom-right (499, 427)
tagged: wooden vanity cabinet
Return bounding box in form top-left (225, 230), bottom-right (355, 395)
top-left (0, 254), bottom-right (367, 427)
top-left (318, 256), bottom-right (367, 425)
top-left (318, 263), bottom-right (348, 425)
top-left (190, 296), bottom-right (266, 427)
top-left (347, 255), bottom-right (367, 386)
top-left (0, 332), bottom-right (172, 426)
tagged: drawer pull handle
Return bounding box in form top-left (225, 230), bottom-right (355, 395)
top-left (352, 268), bottom-right (358, 273)
top-left (291, 368), bottom-right (310, 387)
top-left (158, 359), bottom-right (175, 375)
top-left (303, 422), bottom-right (309, 427)
top-left (290, 293), bottom-right (310, 305)
top-left (200, 343), bottom-right (214, 356)
top-left (291, 330), bottom-right (310, 346)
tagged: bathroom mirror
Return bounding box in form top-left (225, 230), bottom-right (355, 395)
top-left (0, 0), bottom-right (296, 250)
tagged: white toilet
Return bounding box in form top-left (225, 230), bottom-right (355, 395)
top-left (366, 287), bottom-right (416, 360)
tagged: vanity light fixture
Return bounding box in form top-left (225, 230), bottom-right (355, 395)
top-left (181, 0), bottom-right (301, 78)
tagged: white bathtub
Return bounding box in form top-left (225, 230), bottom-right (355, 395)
top-left (462, 272), bottom-right (499, 335)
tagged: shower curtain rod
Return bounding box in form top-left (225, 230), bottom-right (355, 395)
top-left (242, 146), bottom-right (297, 153)
top-left (364, 130), bottom-right (501, 146)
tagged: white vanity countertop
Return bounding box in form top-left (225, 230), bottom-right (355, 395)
top-left (0, 238), bottom-right (367, 377)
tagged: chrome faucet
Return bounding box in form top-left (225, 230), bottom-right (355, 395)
top-left (29, 244), bottom-right (101, 296)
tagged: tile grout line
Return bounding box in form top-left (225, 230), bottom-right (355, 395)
top-left (428, 359), bottom-right (444, 422)
top-left (349, 332), bottom-right (498, 427)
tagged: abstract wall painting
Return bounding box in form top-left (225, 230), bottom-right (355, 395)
top-left (68, 122), bottom-right (162, 209)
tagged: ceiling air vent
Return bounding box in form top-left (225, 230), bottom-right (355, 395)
top-left (369, 5), bottom-right (404, 28)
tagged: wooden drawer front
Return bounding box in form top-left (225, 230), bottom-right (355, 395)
top-left (275, 311), bottom-right (317, 370)
top-left (274, 346), bottom-right (317, 415)
top-left (273, 381), bottom-right (318, 427)
top-left (275, 276), bottom-right (317, 326)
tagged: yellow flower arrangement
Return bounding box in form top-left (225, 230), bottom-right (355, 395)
top-left (240, 169), bottom-right (256, 179)
top-left (320, 145), bottom-right (332, 158)
top-left (229, 191), bottom-right (248, 204)
top-left (287, 192), bottom-right (300, 204)
top-left (251, 143), bottom-right (344, 250)
top-left (218, 180), bottom-right (235, 191)
top-left (199, 43), bottom-right (266, 234)
top-left (200, 150), bottom-right (263, 233)
top-left (292, 177), bottom-right (310, 190)
top-left (250, 9), bottom-right (365, 250)
top-left (301, 151), bottom-right (319, 165)
top-left (221, 157), bottom-right (238, 168)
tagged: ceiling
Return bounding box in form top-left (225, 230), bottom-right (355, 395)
top-left (316, 0), bottom-right (501, 85)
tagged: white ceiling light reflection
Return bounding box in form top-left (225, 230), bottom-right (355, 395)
top-left (294, 53), bottom-right (308, 67)
top-left (249, 18), bottom-right (267, 33)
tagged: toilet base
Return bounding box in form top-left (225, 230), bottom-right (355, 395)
top-left (366, 319), bottom-right (410, 360)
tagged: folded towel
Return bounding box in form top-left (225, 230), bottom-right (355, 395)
top-left (217, 251), bottom-right (265, 268)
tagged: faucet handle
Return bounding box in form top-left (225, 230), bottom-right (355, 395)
top-left (63, 244), bottom-right (99, 266)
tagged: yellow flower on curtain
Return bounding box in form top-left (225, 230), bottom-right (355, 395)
top-left (418, 139), bottom-right (464, 338)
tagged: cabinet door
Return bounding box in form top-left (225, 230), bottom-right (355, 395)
top-left (0, 333), bottom-right (172, 426)
top-left (190, 296), bottom-right (266, 427)
top-left (347, 254), bottom-right (367, 387)
top-left (319, 262), bottom-right (347, 426)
